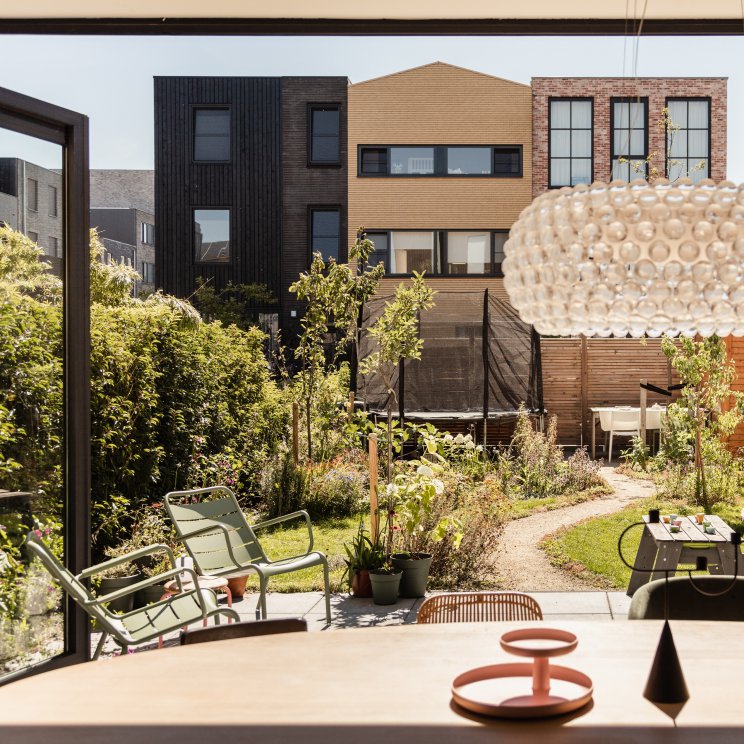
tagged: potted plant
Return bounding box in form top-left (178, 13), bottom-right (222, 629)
top-left (343, 522), bottom-right (383, 598)
top-left (390, 450), bottom-right (463, 598)
top-left (369, 509), bottom-right (402, 605)
top-left (96, 548), bottom-right (141, 615)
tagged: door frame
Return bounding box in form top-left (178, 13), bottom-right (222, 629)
top-left (0, 86), bottom-right (90, 682)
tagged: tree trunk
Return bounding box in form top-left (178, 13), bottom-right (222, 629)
top-left (306, 399), bottom-right (313, 462)
top-left (386, 405), bottom-right (393, 485)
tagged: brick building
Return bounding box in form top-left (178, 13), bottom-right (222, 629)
top-left (531, 77), bottom-right (727, 197)
top-left (0, 158), bottom-right (64, 275)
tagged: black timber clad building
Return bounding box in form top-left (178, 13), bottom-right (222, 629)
top-left (154, 76), bottom-right (348, 340)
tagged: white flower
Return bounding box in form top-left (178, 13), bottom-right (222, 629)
top-left (444, 434), bottom-right (453, 442)
top-left (454, 434), bottom-right (465, 445)
top-left (417, 464), bottom-right (434, 478)
top-left (465, 440), bottom-right (475, 450)
top-left (432, 479), bottom-right (444, 495)
top-left (385, 483), bottom-right (399, 498)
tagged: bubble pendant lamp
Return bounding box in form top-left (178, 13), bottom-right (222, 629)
top-left (502, 178), bottom-right (744, 338)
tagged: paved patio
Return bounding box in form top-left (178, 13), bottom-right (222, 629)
top-left (228, 590), bottom-right (633, 630)
top-left (93, 590), bottom-right (633, 655)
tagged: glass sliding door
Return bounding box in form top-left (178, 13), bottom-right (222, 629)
top-left (0, 87), bottom-right (89, 683)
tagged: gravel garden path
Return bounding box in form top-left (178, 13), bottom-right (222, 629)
top-left (495, 467), bottom-right (656, 591)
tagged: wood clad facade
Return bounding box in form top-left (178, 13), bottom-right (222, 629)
top-left (541, 338), bottom-right (680, 446)
top-left (348, 62), bottom-right (532, 297)
top-left (154, 76), bottom-right (347, 331)
top-left (724, 336), bottom-right (744, 452)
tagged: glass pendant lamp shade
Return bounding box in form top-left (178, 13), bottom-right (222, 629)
top-left (502, 178), bottom-right (744, 338)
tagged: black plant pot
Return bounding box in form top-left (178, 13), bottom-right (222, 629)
top-left (98, 574), bottom-right (141, 615)
top-left (391, 553), bottom-right (432, 598)
top-left (135, 584), bottom-right (167, 608)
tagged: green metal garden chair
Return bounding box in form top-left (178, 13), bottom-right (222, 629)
top-left (164, 486), bottom-right (332, 624)
top-left (25, 530), bottom-right (240, 660)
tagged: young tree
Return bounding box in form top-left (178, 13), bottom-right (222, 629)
top-left (359, 273), bottom-right (435, 481)
top-left (289, 229), bottom-right (384, 461)
top-left (620, 107), bottom-right (706, 184)
top-left (661, 334), bottom-right (744, 512)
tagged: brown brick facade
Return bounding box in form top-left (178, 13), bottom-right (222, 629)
top-left (531, 77), bottom-right (727, 197)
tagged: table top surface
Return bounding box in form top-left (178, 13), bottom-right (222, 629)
top-left (643, 513), bottom-right (734, 543)
top-left (2, 620), bottom-right (744, 743)
top-left (590, 405), bottom-right (667, 412)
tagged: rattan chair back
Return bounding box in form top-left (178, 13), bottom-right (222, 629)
top-left (416, 592), bottom-right (543, 624)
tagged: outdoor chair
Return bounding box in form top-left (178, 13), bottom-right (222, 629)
top-left (416, 591), bottom-right (543, 624)
top-left (164, 486), bottom-right (331, 624)
top-left (25, 530), bottom-right (239, 660)
top-left (607, 410), bottom-right (641, 463)
top-left (628, 576), bottom-right (744, 621)
top-left (181, 617), bottom-right (308, 645)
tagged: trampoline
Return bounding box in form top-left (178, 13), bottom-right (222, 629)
top-left (354, 289), bottom-right (543, 441)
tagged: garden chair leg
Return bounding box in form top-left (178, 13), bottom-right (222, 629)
top-left (92, 631), bottom-right (108, 660)
top-left (256, 573), bottom-right (268, 620)
top-left (322, 558), bottom-right (331, 625)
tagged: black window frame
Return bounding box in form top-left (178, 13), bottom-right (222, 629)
top-left (27, 176), bottom-right (38, 211)
top-left (141, 261), bottom-right (155, 283)
top-left (307, 103), bottom-right (342, 166)
top-left (48, 183), bottom-right (58, 216)
top-left (192, 105), bottom-right (231, 164)
top-left (308, 206), bottom-right (343, 264)
top-left (193, 206), bottom-right (232, 264)
top-left (664, 96), bottom-right (712, 182)
top-left (363, 228), bottom-right (508, 277)
top-left (358, 145), bottom-right (523, 178)
top-left (548, 96), bottom-right (594, 188)
top-left (610, 97), bottom-right (649, 181)
top-left (141, 221), bottom-right (154, 245)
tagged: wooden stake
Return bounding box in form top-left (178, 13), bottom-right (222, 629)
top-left (347, 391), bottom-right (355, 420)
top-left (368, 433), bottom-right (379, 541)
top-left (292, 401), bottom-right (299, 465)
top-left (640, 379), bottom-right (648, 448)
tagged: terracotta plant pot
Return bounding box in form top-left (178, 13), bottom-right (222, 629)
top-left (369, 569), bottom-right (402, 605)
top-left (351, 569), bottom-right (372, 598)
top-left (226, 575), bottom-right (249, 598)
top-left (392, 553), bottom-right (433, 598)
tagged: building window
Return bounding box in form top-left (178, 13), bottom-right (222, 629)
top-left (27, 178), bottom-right (38, 211)
top-left (493, 147), bottom-right (523, 176)
top-left (194, 209), bottom-right (230, 263)
top-left (611, 98), bottom-right (648, 181)
top-left (446, 231), bottom-right (492, 274)
top-left (141, 222), bottom-right (154, 245)
top-left (390, 147), bottom-right (435, 175)
top-left (310, 208), bottom-right (341, 262)
top-left (366, 232), bottom-right (389, 270)
top-left (447, 147), bottom-right (492, 175)
top-left (666, 98), bottom-right (710, 183)
top-left (390, 232), bottom-right (441, 274)
top-left (48, 185), bottom-right (58, 217)
top-left (141, 262), bottom-right (155, 283)
top-left (359, 146), bottom-right (522, 177)
top-left (549, 99), bottom-right (593, 187)
top-left (193, 108), bottom-right (230, 162)
top-left (360, 148), bottom-right (388, 174)
top-left (309, 105), bottom-right (341, 165)
top-left (48, 236), bottom-right (59, 257)
top-left (27, 230), bottom-right (38, 243)
top-left (366, 230), bottom-right (508, 275)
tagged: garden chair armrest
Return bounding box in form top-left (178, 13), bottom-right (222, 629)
top-left (175, 523), bottom-right (244, 571)
top-left (77, 543), bottom-right (177, 581)
top-left (253, 510), bottom-right (314, 552)
top-left (87, 566), bottom-right (202, 607)
top-left (263, 550), bottom-right (323, 567)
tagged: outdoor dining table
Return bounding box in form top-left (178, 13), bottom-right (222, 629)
top-left (590, 406), bottom-right (666, 459)
top-left (1, 620), bottom-right (744, 742)
top-left (627, 513), bottom-right (739, 596)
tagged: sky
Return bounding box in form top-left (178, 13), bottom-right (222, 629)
top-left (0, 34), bottom-right (742, 180)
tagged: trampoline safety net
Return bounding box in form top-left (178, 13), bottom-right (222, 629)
top-left (355, 289), bottom-right (543, 419)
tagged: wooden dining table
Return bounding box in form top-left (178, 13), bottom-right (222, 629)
top-left (1, 620), bottom-right (743, 743)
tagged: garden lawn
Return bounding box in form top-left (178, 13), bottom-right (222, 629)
top-left (542, 497), bottom-right (744, 590)
top-left (508, 484), bottom-right (612, 520)
top-left (243, 516), bottom-right (361, 593)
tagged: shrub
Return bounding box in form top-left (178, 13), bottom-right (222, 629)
top-left (421, 471), bottom-right (507, 588)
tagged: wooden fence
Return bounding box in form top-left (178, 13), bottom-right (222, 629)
top-left (541, 337), bottom-right (680, 446)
